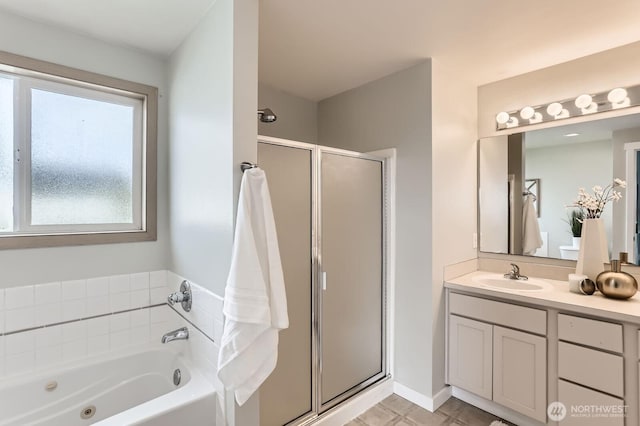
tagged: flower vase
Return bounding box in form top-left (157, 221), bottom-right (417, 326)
top-left (575, 218), bottom-right (609, 281)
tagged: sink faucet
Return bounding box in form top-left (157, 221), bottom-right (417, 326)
top-left (504, 263), bottom-right (528, 280)
top-left (161, 327), bottom-right (189, 344)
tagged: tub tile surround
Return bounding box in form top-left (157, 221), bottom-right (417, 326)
top-left (0, 304), bottom-right (221, 422)
top-left (166, 271), bottom-right (225, 343)
top-left (0, 271), bottom-right (165, 336)
top-left (0, 269), bottom-right (225, 411)
top-left (0, 269), bottom-right (224, 337)
top-left (0, 306), bottom-right (153, 378)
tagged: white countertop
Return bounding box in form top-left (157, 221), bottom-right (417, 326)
top-left (445, 271), bottom-right (640, 324)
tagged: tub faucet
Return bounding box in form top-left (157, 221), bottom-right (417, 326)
top-left (504, 263), bottom-right (528, 280)
top-left (161, 327), bottom-right (189, 344)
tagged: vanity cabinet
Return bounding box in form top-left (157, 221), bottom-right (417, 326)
top-left (448, 293), bottom-right (547, 423)
top-left (446, 274), bottom-right (640, 426)
top-left (557, 313), bottom-right (625, 425)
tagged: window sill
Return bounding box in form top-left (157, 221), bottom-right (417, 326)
top-left (0, 229), bottom-right (157, 249)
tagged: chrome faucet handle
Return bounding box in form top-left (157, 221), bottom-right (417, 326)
top-left (511, 263), bottom-right (520, 275)
top-left (504, 263), bottom-right (528, 280)
top-left (167, 280), bottom-right (192, 312)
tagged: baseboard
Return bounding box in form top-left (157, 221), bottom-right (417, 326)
top-left (451, 387), bottom-right (543, 426)
top-left (431, 386), bottom-right (453, 411)
top-left (392, 382), bottom-right (452, 412)
top-left (313, 379), bottom-right (394, 425)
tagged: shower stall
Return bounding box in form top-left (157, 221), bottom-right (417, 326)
top-left (256, 137), bottom-right (388, 426)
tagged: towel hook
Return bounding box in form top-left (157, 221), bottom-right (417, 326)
top-left (241, 162), bottom-right (258, 172)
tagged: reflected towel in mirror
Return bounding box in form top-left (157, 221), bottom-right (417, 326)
top-left (522, 194), bottom-right (543, 255)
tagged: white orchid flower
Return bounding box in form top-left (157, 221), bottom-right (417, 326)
top-left (571, 178), bottom-right (626, 218)
top-left (614, 178), bottom-right (627, 188)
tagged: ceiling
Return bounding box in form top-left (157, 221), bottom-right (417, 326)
top-left (0, 0), bottom-right (216, 56)
top-left (259, 0), bottom-right (640, 101)
top-left (1, 1), bottom-right (640, 102)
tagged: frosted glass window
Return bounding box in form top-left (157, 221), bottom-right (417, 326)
top-left (30, 89), bottom-right (134, 225)
top-left (0, 50), bottom-right (156, 249)
top-left (0, 77), bottom-right (12, 232)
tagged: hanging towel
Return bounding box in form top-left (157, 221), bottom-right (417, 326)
top-left (522, 194), bottom-right (543, 255)
top-left (217, 167), bottom-right (288, 406)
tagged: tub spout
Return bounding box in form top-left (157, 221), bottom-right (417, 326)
top-left (161, 327), bottom-right (189, 344)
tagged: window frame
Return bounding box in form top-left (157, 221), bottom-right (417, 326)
top-left (0, 50), bottom-right (157, 249)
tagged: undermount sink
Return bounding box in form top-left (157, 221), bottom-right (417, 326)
top-left (472, 274), bottom-right (553, 292)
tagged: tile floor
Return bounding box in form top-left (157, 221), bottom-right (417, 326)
top-left (345, 395), bottom-right (513, 426)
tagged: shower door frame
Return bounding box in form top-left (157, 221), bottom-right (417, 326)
top-left (316, 145), bottom-right (388, 414)
top-left (257, 136), bottom-right (391, 425)
top-left (258, 137), bottom-right (319, 426)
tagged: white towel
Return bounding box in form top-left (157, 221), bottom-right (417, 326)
top-left (217, 168), bottom-right (288, 406)
top-left (522, 194), bottom-right (543, 255)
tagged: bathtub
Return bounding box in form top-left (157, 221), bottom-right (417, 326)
top-left (0, 345), bottom-right (216, 426)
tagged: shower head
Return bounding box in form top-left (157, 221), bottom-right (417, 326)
top-left (257, 108), bottom-right (277, 123)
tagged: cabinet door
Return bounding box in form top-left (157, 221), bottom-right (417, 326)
top-left (448, 315), bottom-right (493, 400)
top-left (559, 380), bottom-right (624, 426)
top-left (493, 326), bottom-right (546, 423)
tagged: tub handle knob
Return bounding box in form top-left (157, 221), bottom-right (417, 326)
top-left (167, 280), bottom-right (192, 312)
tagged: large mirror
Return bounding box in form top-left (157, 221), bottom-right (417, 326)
top-left (479, 113), bottom-right (640, 263)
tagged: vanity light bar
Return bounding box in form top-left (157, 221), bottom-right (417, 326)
top-left (495, 84), bottom-right (640, 130)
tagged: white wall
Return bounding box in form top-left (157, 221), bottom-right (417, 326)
top-left (317, 59), bottom-right (477, 401)
top-left (430, 59), bottom-right (478, 395)
top-left (0, 11), bottom-right (169, 288)
top-left (318, 61), bottom-right (434, 396)
top-left (258, 82), bottom-right (318, 143)
top-left (526, 140), bottom-right (613, 259)
top-left (168, 0), bottom-right (258, 297)
top-left (478, 137), bottom-right (509, 253)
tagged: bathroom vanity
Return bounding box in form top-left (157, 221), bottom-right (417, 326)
top-left (445, 271), bottom-right (640, 426)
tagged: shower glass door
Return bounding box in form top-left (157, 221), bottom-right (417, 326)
top-left (318, 149), bottom-right (385, 411)
top-left (258, 141), bottom-right (314, 426)
top-left (258, 139), bottom-right (387, 424)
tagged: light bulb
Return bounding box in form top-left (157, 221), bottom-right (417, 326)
top-left (583, 102), bottom-right (598, 114)
top-left (546, 102), bottom-right (563, 117)
top-left (575, 94), bottom-right (593, 109)
top-left (608, 88), bottom-right (627, 104)
top-left (530, 112), bottom-right (543, 124)
top-left (520, 106), bottom-right (535, 120)
top-left (496, 112), bottom-right (510, 125)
